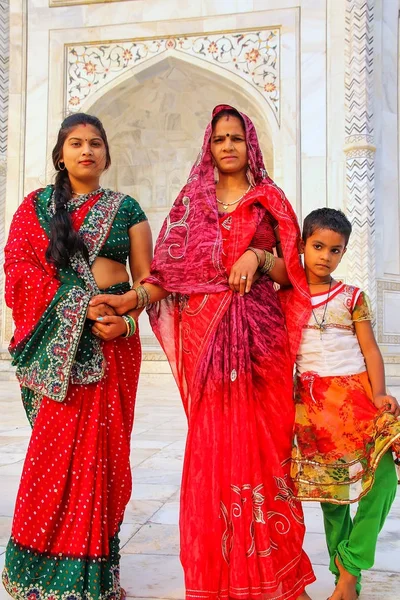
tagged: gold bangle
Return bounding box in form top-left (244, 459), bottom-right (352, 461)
top-left (260, 250), bottom-right (275, 274)
top-left (134, 284), bottom-right (150, 309)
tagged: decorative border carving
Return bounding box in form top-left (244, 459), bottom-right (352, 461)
top-left (344, 0), bottom-right (376, 306)
top-left (66, 28), bottom-right (280, 121)
top-left (376, 280), bottom-right (400, 344)
top-left (384, 355), bottom-right (400, 364)
top-left (50, 0), bottom-right (129, 6)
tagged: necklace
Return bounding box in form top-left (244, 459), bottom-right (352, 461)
top-left (311, 276), bottom-right (332, 335)
top-left (216, 185), bottom-right (251, 211)
top-left (71, 186), bottom-right (103, 199)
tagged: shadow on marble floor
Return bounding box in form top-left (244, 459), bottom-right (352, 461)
top-left (0, 374), bottom-right (399, 600)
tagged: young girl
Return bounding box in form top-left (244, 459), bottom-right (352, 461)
top-left (291, 208), bottom-right (400, 600)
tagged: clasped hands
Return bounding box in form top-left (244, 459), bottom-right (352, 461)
top-left (87, 289), bottom-right (138, 341)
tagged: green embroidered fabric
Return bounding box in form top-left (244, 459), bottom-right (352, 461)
top-left (10, 186), bottom-right (134, 403)
top-left (2, 532), bottom-right (122, 600)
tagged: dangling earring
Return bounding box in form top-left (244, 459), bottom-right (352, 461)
top-left (246, 164), bottom-right (256, 187)
top-left (214, 165), bottom-right (219, 184)
top-left (58, 160), bottom-right (66, 171)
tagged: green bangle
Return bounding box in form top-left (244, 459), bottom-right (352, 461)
top-left (122, 314), bottom-right (137, 338)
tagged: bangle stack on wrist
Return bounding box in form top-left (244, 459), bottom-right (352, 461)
top-left (122, 314), bottom-right (137, 338)
top-left (134, 285), bottom-right (151, 309)
top-left (260, 250), bottom-right (276, 274)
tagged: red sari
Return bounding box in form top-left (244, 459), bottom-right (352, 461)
top-left (147, 105), bottom-right (314, 599)
top-left (2, 186), bottom-right (143, 600)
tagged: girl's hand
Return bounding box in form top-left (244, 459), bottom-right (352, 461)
top-left (87, 303), bottom-right (116, 321)
top-left (91, 315), bottom-right (128, 341)
top-left (89, 290), bottom-right (137, 315)
top-left (373, 394), bottom-right (400, 418)
top-left (229, 250), bottom-right (260, 296)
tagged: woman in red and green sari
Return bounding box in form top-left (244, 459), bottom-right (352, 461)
top-left (2, 113), bottom-right (152, 600)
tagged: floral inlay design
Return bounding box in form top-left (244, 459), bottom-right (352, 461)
top-left (66, 29), bottom-right (280, 120)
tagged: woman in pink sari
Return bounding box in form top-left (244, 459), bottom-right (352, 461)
top-left (91, 105), bottom-right (314, 599)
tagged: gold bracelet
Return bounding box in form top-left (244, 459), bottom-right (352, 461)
top-left (134, 284), bottom-right (151, 309)
top-left (260, 250), bottom-right (276, 274)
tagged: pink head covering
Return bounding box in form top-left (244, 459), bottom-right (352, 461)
top-left (148, 104), bottom-right (310, 361)
top-left (149, 105), bottom-right (270, 291)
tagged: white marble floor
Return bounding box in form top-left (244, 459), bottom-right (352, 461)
top-left (0, 374), bottom-right (399, 600)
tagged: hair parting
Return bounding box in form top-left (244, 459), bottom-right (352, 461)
top-left (211, 107), bottom-right (246, 132)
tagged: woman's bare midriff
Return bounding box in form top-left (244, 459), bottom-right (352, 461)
top-left (91, 256), bottom-right (129, 290)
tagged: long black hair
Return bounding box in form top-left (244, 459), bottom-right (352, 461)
top-left (46, 113), bottom-right (111, 269)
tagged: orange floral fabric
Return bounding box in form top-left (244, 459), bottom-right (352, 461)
top-left (291, 371), bottom-right (400, 504)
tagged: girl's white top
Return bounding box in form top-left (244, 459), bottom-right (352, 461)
top-left (296, 282), bottom-right (372, 377)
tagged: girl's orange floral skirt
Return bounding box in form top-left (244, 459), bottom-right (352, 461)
top-left (291, 370), bottom-right (400, 504)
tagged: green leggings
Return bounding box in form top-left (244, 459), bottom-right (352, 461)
top-left (320, 452), bottom-right (398, 596)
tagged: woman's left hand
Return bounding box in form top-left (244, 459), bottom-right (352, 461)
top-left (373, 394), bottom-right (400, 417)
top-left (91, 315), bottom-right (127, 341)
top-left (229, 250), bottom-right (259, 296)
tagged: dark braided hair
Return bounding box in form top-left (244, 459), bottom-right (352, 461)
top-left (46, 113), bottom-right (111, 269)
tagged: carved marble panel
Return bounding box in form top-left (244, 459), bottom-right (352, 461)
top-left (66, 29), bottom-right (280, 122)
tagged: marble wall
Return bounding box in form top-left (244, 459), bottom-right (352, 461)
top-left (1, 0), bottom-right (400, 374)
top-left (0, 0), bottom-right (9, 346)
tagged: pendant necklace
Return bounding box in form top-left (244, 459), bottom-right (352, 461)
top-left (216, 185), bottom-right (251, 211)
top-left (311, 276), bottom-right (332, 337)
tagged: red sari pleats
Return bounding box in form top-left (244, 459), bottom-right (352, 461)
top-left (12, 336), bottom-right (140, 557)
top-left (179, 279), bottom-right (314, 600)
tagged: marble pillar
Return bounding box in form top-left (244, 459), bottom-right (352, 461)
top-left (344, 0), bottom-right (376, 306)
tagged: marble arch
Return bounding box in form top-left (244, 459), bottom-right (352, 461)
top-left (83, 53), bottom-right (277, 217)
top-left (77, 51), bottom-right (278, 180)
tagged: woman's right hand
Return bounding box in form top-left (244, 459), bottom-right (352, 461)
top-left (229, 250), bottom-right (260, 296)
top-left (86, 303), bottom-right (116, 321)
top-left (89, 290), bottom-right (137, 316)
